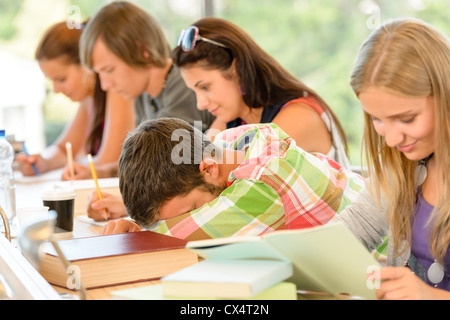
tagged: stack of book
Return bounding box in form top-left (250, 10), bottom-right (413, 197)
top-left (160, 223), bottom-right (380, 300)
top-left (161, 259), bottom-right (296, 300)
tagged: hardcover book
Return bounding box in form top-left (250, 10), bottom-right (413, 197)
top-left (38, 231), bottom-right (198, 289)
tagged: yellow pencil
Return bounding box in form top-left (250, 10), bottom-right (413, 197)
top-left (87, 154), bottom-right (108, 218)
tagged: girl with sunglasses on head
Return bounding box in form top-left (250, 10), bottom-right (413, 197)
top-left (173, 18), bottom-right (351, 168)
top-left (338, 18), bottom-right (450, 299)
top-left (16, 20), bottom-right (135, 179)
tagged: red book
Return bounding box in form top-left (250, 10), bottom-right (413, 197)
top-left (38, 231), bottom-right (198, 289)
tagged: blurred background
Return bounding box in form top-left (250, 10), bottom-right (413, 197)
top-left (1, 0), bottom-right (449, 165)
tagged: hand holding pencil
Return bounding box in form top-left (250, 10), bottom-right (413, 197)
top-left (87, 192), bottom-right (129, 222)
top-left (85, 154), bottom-right (128, 222)
top-left (87, 154), bottom-right (109, 220)
top-left (65, 142), bottom-right (75, 178)
top-left (21, 142), bottom-right (40, 176)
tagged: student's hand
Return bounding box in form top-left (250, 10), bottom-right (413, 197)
top-left (374, 267), bottom-right (445, 300)
top-left (61, 162), bottom-right (92, 180)
top-left (87, 191), bottom-right (128, 221)
top-left (100, 218), bottom-right (142, 235)
top-left (15, 153), bottom-right (46, 176)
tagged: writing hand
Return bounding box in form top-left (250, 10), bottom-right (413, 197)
top-left (16, 153), bottom-right (45, 176)
top-left (61, 162), bottom-right (92, 180)
top-left (87, 191), bottom-right (128, 221)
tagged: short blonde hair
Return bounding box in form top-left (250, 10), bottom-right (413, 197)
top-left (80, 1), bottom-right (171, 70)
top-left (351, 18), bottom-right (450, 263)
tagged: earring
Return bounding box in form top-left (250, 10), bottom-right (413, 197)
top-left (239, 85), bottom-right (246, 96)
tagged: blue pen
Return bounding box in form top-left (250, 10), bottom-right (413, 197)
top-left (22, 142), bottom-right (40, 176)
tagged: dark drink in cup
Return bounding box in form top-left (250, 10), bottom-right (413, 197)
top-left (41, 188), bottom-right (76, 232)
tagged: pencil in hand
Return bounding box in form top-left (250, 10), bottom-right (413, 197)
top-left (65, 142), bottom-right (75, 178)
top-left (22, 142), bottom-right (40, 176)
top-left (87, 154), bottom-right (108, 219)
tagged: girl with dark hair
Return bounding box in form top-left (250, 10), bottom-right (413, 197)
top-left (173, 17), bottom-right (350, 168)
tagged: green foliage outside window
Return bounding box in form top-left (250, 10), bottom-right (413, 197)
top-left (1, 0), bottom-right (449, 163)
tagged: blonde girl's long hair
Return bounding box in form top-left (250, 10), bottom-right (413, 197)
top-left (79, 1), bottom-right (171, 70)
top-left (350, 18), bottom-right (450, 264)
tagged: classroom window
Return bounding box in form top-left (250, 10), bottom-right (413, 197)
top-left (0, 0), bottom-right (449, 165)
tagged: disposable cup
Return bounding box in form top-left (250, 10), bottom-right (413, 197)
top-left (41, 188), bottom-right (76, 232)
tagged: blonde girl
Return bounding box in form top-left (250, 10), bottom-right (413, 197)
top-left (339, 18), bottom-right (450, 299)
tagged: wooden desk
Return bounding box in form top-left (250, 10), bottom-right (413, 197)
top-left (10, 171), bottom-right (357, 301)
top-left (54, 279), bottom-right (162, 300)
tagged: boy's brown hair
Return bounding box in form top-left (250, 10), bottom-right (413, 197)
top-left (118, 118), bottom-right (220, 228)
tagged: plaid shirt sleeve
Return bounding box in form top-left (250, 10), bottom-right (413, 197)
top-left (149, 123), bottom-right (366, 242)
top-left (150, 179), bottom-right (286, 241)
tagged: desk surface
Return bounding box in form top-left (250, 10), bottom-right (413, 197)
top-left (10, 171), bottom-right (354, 301)
top-left (11, 171), bottom-right (123, 300)
top-left (14, 178), bottom-right (104, 238)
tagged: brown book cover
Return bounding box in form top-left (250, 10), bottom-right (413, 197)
top-left (38, 231), bottom-right (198, 289)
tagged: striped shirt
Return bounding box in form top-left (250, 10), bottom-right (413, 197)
top-left (151, 123), bottom-right (364, 240)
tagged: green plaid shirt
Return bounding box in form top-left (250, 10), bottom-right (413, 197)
top-left (151, 123), bottom-right (365, 241)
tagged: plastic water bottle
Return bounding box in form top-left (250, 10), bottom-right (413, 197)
top-left (0, 130), bottom-right (16, 226)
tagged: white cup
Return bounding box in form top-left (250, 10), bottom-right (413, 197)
top-left (17, 206), bottom-right (50, 230)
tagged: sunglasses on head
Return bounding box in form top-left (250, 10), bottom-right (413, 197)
top-left (177, 26), bottom-right (227, 52)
